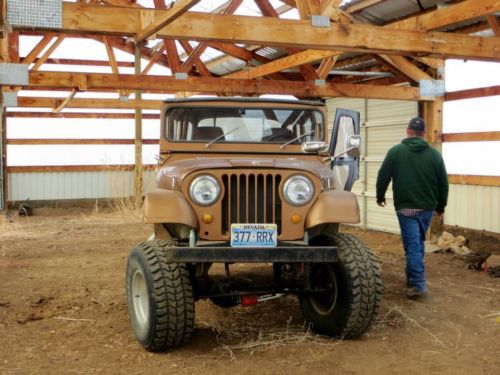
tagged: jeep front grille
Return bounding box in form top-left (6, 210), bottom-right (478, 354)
top-left (221, 173), bottom-right (282, 234)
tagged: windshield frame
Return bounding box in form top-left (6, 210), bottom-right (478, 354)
top-left (162, 104), bottom-right (326, 152)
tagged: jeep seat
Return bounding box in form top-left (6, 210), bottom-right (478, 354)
top-left (193, 126), bottom-right (225, 141)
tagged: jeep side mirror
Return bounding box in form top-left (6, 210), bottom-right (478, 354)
top-left (302, 141), bottom-right (328, 153)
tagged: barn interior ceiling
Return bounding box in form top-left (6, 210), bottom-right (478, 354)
top-left (0, 0), bottom-right (498, 111)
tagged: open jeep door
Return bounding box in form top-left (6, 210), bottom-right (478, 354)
top-left (329, 109), bottom-right (361, 191)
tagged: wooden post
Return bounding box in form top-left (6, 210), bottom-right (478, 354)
top-left (423, 60), bottom-right (445, 235)
top-left (0, 102), bottom-right (6, 211)
top-left (134, 43), bottom-right (143, 205)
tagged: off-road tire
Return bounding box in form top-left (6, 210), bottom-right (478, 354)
top-left (299, 233), bottom-right (382, 339)
top-left (126, 240), bottom-right (195, 351)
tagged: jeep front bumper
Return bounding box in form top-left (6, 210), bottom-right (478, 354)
top-left (161, 246), bottom-right (338, 263)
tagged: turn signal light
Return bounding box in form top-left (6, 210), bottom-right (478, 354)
top-left (291, 213), bottom-right (301, 224)
top-left (202, 213), bottom-right (213, 224)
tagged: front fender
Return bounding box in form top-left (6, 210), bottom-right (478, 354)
top-left (305, 190), bottom-right (360, 228)
top-left (143, 188), bottom-right (199, 228)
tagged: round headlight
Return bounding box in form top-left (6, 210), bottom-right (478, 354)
top-left (189, 175), bottom-right (220, 206)
top-left (283, 175), bottom-right (314, 206)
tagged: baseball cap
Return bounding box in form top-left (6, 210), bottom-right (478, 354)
top-left (408, 117), bottom-right (425, 132)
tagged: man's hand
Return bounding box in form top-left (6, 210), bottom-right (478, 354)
top-left (435, 211), bottom-right (444, 219)
top-left (377, 199), bottom-right (386, 207)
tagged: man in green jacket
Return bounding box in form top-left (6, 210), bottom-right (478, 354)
top-left (376, 117), bottom-right (448, 299)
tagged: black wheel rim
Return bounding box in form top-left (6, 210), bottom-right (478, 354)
top-left (309, 264), bottom-right (338, 315)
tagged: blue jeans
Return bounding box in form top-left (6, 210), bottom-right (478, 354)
top-left (396, 210), bottom-right (434, 292)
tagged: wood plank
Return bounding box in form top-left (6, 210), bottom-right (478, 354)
top-left (164, 40), bottom-right (181, 73)
top-left (445, 85), bottom-right (500, 101)
top-left (448, 174), bottom-right (500, 187)
top-left (344, 0), bottom-right (385, 14)
top-left (136, 0), bottom-right (200, 43)
top-left (7, 164), bottom-right (157, 173)
top-left (31, 36), bottom-right (65, 71)
top-left (486, 15), bottom-right (500, 36)
top-left (7, 139), bottom-right (159, 145)
top-left (34, 58), bottom-right (135, 67)
top-left (376, 54), bottom-right (431, 82)
top-left (54, 3), bottom-right (500, 61)
top-left (316, 55), bottom-right (338, 80)
top-left (16, 97), bottom-right (163, 110)
top-left (227, 50), bottom-right (337, 79)
top-left (6, 112), bottom-right (160, 119)
top-left (8, 31), bottom-right (19, 63)
top-left (25, 71), bottom-right (425, 100)
top-left (390, 1), bottom-right (500, 31)
top-left (442, 131), bottom-right (500, 142)
top-left (52, 89), bottom-right (78, 113)
top-left (22, 34), bottom-right (54, 65)
top-left (103, 36), bottom-right (120, 74)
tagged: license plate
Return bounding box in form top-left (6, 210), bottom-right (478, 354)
top-left (230, 224), bottom-right (277, 247)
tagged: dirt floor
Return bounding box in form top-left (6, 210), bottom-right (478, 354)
top-left (0, 208), bottom-right (499, 375)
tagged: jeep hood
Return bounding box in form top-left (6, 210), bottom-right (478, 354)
top-left (157, 157), bottom-right (332, 188)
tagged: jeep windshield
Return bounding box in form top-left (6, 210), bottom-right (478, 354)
top-left (166, 107), bottom-right (324, 145)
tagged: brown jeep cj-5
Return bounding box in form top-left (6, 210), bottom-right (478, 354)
top-left (126, 98), bottom-right (382, 351)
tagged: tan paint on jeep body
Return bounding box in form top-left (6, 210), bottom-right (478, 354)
top-left (143, 189), bottom-right (198, 228)
top-left (144, 98), bottom-right (360, 240)
top-left (305, 190), bottom-right (360, 228)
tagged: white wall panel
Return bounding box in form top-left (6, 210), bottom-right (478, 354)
top-left (8, 170), bottom-right (158, 201)
top-left (445, 184), bottom-right (500, 233)
top-left (366, 196), bottom-right (400, 233)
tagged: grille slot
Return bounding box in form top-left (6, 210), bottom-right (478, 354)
top-left (222, 173), bottom-right (282, 234)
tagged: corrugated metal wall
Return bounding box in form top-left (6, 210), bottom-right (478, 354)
top-left (446, 185), bottom-right (499, 232)
top-left (8, 170), bottom-right (157, 201)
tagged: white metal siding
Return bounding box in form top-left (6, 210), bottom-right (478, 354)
top-left (8, 170), bottom-right (157, 201)
top-left (445, 184), bottom-right (500, 233)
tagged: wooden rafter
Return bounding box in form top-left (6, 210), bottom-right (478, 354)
top-left (376, 55), bottom-right (431, 82)
top-left (486, 15), bottom-right (500, 36)
top-left (442, 131), bottom-right (500, 142)
top-left (31, 36), bottom-right (64, 71)
top-left (223, 0), bottom-right (500, 81)
top-left (22, 71), bottom-right (426, 100)
top-left (164, 40), bottom-right (181, 73)
top-left (255, 0), bottom-right (318, 81)
top-left (445, 85), bottom-right (500, 101)
top-left (345, 0), bottom-right (385, 14)
top-left (21, 34), bottom-right (55, 65)
top-left (54, 1), bottom-right (499, 60)
top-left (178, 41), bottom-right (211, 77)
top-left (103, 36), bottom-right (119, 74)
top-left (17, 97), bottom-right (163, 110)
top-left (136, 0), bottom-right (200, 43)
top-left (178, 0), bottom-right (243, 74)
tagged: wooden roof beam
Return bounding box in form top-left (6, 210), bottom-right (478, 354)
top-left (49, 1), bottom-right (499, 61)
top-left (16, 96), bottom-right (163, 110)
top-left (135, 0), bottom-right (200, 43)
top-left (103, 36), bottom-right (119, 74)
top-left (31, 36), bottom-right (64, 71)
top-left (23, 70), bottom-right (427, 100)
top-left (177, 0), bottom-right (243, 74)
top-left (344, 0), bottom-right (386, 14)
top-left (486, 15), bottom-right (500, 36)
top-left (255, 0), bottom-right (317, 80)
